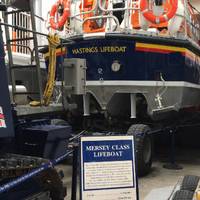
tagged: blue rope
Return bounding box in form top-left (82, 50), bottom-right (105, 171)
top-left (0, 150), bottom-right (73, 194)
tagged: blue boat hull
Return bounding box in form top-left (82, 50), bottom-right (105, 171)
top-left (66, 37), bottom-right (200, 84)
top-left (45, 35), bottom-right (200, 118)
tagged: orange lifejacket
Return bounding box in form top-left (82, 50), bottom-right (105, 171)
top-left (81, 0), bottom-right (108, 33)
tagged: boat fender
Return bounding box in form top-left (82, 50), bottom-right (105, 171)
top-left (50, 0), bottom-right (70, 30)
top-left (140, 0), bottom-right (178, 24)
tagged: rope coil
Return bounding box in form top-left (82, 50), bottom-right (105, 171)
top-left (30, 34), bottom-right (60, 107)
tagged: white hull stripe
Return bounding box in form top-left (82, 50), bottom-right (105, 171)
top-left (83, 32), bottom-right (106, 38)
top-left (86, 81), bottom-right (200, 89)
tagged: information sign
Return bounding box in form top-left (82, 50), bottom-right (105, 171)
top-left (80, 136), bottom-right (138, 200)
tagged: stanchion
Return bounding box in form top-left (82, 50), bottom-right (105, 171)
top-left (163, 129), bottom-right (182, 170)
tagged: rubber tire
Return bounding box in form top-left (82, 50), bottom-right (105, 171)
top-left (181, 175), bottom-right (200, 192)
top-left (172, 190), bottom-right (194, 200)
top-left (127, 124), bottom-right (152, 176)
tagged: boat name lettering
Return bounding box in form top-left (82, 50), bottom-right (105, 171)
top-left (72, 46), bottom-right (127, 54)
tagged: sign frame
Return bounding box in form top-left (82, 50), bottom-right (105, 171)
top-left (80, 135), bottom-right (139, 200)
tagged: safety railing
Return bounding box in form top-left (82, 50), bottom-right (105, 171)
top-left (82, 15), bottom-right (120, 32)
top-left (68, 0), bottom-right (200, 46)
top-left (8, 10), bottom-right (32, 54)
top-left (97, 0), bottom-right (137, 29)
top-left (184, 1), bottom-right (200, 45)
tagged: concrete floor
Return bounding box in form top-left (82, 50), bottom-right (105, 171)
top-left (57, 148), bottom-right (200, 200)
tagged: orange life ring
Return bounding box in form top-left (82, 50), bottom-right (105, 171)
top-left (132, 0), bottom-right (171, 29)
top-left (140, 0), bottom-right (178, 24)
top-left (50, 0), bottom-right (70, 30)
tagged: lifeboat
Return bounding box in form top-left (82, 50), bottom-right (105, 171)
top-left (42, 0), bottom-right (200, 177)
top-left (46, 0), bottom-right (200, 121)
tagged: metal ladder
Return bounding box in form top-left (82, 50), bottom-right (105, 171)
top-left (2, 0), bottom-right (43, 104)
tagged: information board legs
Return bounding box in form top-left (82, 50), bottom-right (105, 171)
top-left (71, 146), bottom-right (78, 200)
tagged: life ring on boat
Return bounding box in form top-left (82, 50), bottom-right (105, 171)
top-left (140, 0), bottom-right (178, 24)
top-left (50, 0), bottom-right (70, 30)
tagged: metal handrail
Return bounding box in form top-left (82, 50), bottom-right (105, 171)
top-left (0, 22), bottom-right (49, 37)
top-left (98, 0), bottom-right (139, 12)
top-left (6, 44), bottom-right (32, 54)
top-left (70, 0), bottom-right (98, 18)
top-left (70, 0), bottom-right (200, 45)
top-left (69, 0), bottom-right (139, 34)
top-left (82, 15), bottom-right (120, 31)
top-left (184, 3), bottom-right (200, 43)
top-left (6, 44), bottom-right (34, 63)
